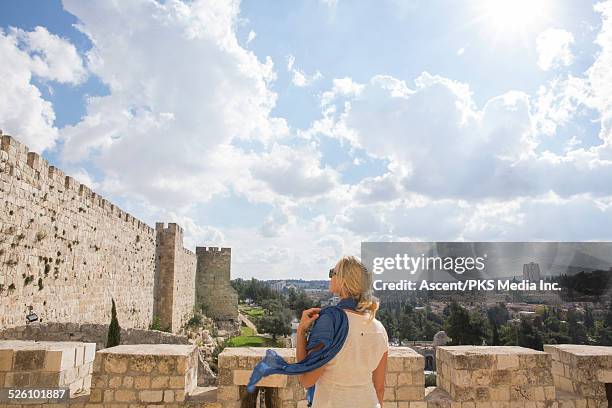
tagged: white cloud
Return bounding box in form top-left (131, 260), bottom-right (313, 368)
top-left (286, 54), bottom-right (323, 87)
top-left (536, 28), bottom-right (574, 71)
top-left (12, 26), bottom-right (87, 84)
top-left (250, 142), bottom-right (340, 199)
top-left (0, 26), bottom-right (86, 152)
top-left (246, 30), bottom-right (256, 44)
top-left (59, 0), bottom-right (287, 211)
top-left (320, 77), bottom-right (365, 106)
top-left (258, 205), bottom-right (291, 238)
top-left (586, 0), bottom-right (612, 145)
top-left (314, 70), bottom-right (612, 201)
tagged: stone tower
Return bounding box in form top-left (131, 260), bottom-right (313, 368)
top-left (154, 223), bottom-right (197, 333)
top-left (195, 247), bottom-right (239, 332)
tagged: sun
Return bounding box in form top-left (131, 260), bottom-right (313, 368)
top-left (472, 0), bottom-right (552, 41)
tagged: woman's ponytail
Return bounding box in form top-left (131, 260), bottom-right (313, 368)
top-left (356, 292), bottom-right (379, 322)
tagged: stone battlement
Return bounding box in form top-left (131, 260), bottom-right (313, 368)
top-left (1, 134), bottom-right (153, 235)
top-left (197, 247), bottom-right (231, 253)
top-left (0, 341), bottom-right (611, 407)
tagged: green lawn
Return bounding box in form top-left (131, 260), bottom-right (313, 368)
top-left (239, 304), bottom-right (265, 318)
top-left (226, 326), bottom-right (284, 347)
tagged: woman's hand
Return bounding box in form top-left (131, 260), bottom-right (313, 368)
top-left (297, 307), bottom-right (321, 333)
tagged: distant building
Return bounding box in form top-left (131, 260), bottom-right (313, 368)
top-left (523, 262), bottom-right (541, 281)
top-left (321, 296), bottom-right (340, 307)
top-left (518, 311), bottom-right (537, 320)
top-left (270, 280), bottom-right (287, 291)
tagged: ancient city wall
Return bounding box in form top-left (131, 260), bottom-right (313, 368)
top-left (0, 134), bottom-right (157, 331)
top-left (0, 134), bottom-right (212, 336)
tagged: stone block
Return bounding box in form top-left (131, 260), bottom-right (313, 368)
top-left (104, 356), bottom-right (128, 374)
top-left (163, 390), bottom-right (174, 402)
top-left (139, 390), bottom-right (163, 403)
top-left (233, 369), bottom-right (287, 388)
top-left (14, 350), bottom-right (46, 371)
top-left (0, 349), bottom-right (13, 371)
top-left (114, 390), bottom-right (136, 402)
top-left (395, 385), bottom-right (424, 401)
top-left (134, 376), bottom-right (150, 389)
top-left (151, 375), bottom-right (169, 388)
top-left (217, 385), bottom-right (240, 401)
top-left (45, 350), bottom-right (74, 372)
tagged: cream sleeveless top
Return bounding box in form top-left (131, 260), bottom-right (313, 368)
top-left (311, 310), bottom-right (389, 408)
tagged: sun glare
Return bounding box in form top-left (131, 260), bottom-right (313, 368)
top-left (474, 0), bottom-right (552, 40)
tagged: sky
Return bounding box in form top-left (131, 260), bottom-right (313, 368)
top-left (1, 0), bottom-right (611, 280)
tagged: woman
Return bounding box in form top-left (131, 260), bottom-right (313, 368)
top-left (296, 256), bottom-right (389, 408)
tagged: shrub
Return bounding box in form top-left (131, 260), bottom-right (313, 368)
top-left (149, 315), bottom-right (163, 331)
top-left (211, 338), bottom-right (230, 373)
top-left (187, 314), bottom-right (203, 327)
top-left (425, 373), bottom-right (437, 387)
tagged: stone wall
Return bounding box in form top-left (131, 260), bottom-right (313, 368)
top-left (88, 344), bottom-right (198, 405)
top-left (0, 134), bottom-right (156, 331)
top-left (1, 341), bottom-right (611, 407)
top-left (545, 344), bottom-right (612, 407)
top-left (433, 345), bottom-right (556, 406)
top-left (0, 340), bottom-right (219, 407)
top-left (216, 346), bottom-right (426, 408)
top-left (0, 340), bottom-right (96, 398)
top-left (154, 223), bottom-right (197, 333)
top-left (0, 322), bottom-right (190, 351)
top-left (195, 247), bottom-right (239, 328)
top-left (0, 134), bottom-right (214, 335)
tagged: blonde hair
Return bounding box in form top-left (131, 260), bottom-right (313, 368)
top-left (333, 255), bottom-right (379, 322)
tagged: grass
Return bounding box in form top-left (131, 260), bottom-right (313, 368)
top-left (226, 326), bottom-right (284, 348)
top-left (239, 304), bottom-right (265, 318)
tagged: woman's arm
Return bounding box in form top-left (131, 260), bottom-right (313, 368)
top-left (372, 350), bottom-right (388, 406)
top-left (296, 326), bottom-right (326, 388)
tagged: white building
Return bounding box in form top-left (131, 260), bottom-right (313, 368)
top-left (522, 262), bottom-right (541, 281)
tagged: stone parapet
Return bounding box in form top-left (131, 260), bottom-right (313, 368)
top-left (0, 340), bottom-right (96, 399)
top-left (88, 344), bottom-right (198, 405)
top-left (545, 344), bottom-right (612, 408)
top-left (1, 342), bottom-right (612, 407)
top-left (434, 345), bottom-right (556, 406)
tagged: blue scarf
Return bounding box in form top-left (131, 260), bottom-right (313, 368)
top-left (246, 297), bottom-right (358, 407)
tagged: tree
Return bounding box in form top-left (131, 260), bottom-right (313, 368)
top-left (596, 302), bottom-right (612, 346)
top-left (517, 318), bottom-right (543, 350)
top-left (378, 308), bottom-right (399, 342)
top-left (106, 298), bottom-right (121, 348)
top-left (399, 313), bottom-right (417, 343)
top-left (445, 302), bottom-right (487, 345)
top-left (258, 308), bottom-right (292, 340)
top-left (287, 288), bottom-right (316, 318)
top-left (567, 309), bottom-right (587, 344)
top-left (487, 303), bottom-right (509, 326)
top-left (491, 321), bottom-right (500, 346)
